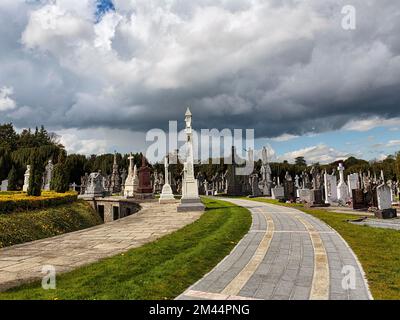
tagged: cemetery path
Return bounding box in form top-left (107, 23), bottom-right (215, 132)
top-left (0, 201), bottom-right (202, 292)
top-left (178, 198), bottom-right (372, 300)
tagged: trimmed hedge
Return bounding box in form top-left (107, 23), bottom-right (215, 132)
top-left (0, 191), bottom-right (78, 214)
top-left (0, 201), bottom-right (102, 248)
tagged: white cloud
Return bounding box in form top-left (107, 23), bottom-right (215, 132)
top-left (343, 117), bottom-right (400, 132)
top-left (0, 86), bottom-right (16, 111)
top-left (278, 144), bottom-right (349, 164)
top-left (270, 133), bottom-right (299, 142)
top-left (386, 140), bottom-right (400, 148)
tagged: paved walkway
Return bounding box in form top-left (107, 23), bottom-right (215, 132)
top-left (0, 201), bottom-right (202, 292)
top-left (178, 199), bottom-right (372, 300)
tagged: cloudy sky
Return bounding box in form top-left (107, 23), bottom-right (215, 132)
top-left (1, 0), bottom-right (400, 163)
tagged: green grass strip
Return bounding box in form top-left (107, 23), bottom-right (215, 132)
top-left (0, 197), bottom-right (251, 300)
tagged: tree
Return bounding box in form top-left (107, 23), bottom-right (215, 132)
top-left (51, 152), bottom-right (70, 193)
top-left (27, 157), bottom-right (44, 197)
top-left (7, 166), bottom-right (18, 191)
top-left (295, 156), bottom-right (307, 167)
top-left (396, 152), bottom-right (400, 181)
top-left (0, 123), bottom-right (18, 151)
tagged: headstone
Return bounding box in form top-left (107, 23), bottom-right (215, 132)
top-left (23, 165), bottom-right (31, 192)
top-left (43, 160), bottom-right (54, 191)
top-left (178, 108), bottom-right (205, 212)
top-left (337, 163), bottom-right (350, 204)
top-left (347, 173), bottom-right (360, 196)
top-left (81, 172), bottom-right (105, 197)
top-left (259, 146), bottom-right (272, 196)
top-left (159, 155), bottom-right (175, 204)
top-left (136, 155), bottom-right (154, 199)
top-left (375, 183), bottom-right (397, 219)
top-left (352, 189), bottom-right (368, 210)
top-left (271, 185), bottom-right (285, 200)
top-left (283, 172), bottom-right (295, 201)
top-left (249, 173), bottom-right (262, 197)
top-left (298, 189), bottom-right (312, 203)
top-left (80, 173), bottom-right (89, 195)
top-left (1, 179), bottom-right (8, 191)
top-left (123, 153), bottom-right (136, 198)
top-left (110, 153), bottom-right (121, 194)
top-left (324, 170), bottom-right (338, 204)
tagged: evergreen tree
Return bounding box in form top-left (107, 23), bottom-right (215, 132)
top-left (7, 166), bottom-right (18, 191)
top-left (51, 152), bottom-right (70, 193)
top-left (27, 158), bottom-right (44, 196)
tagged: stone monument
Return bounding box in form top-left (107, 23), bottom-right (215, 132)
top-left (259, 146), bottom-right (272, 196)
top-left (177, 108), bottom-right (205, 212)
top-left (375, 180), bottom-right (397, 219)
top-left (80, 172), bottom-right (105, 198)
top-left (337, 163), bottom-right (350, 204)
top-left (136, 155), bottom-right (154, 199)
top-left (23, 165), bottom-right (31, 192)
top-left (123, 153), bottom-right (136, 198)
top-left (43, 159), bottom-right (54, 191)
top-left (1, 179), bottom-right (8, 192)
top-left (110, 152), bottom-right (121, 194)
top-left (159, 155), bottom-right (175, 204)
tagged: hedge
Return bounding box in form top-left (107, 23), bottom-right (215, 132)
top-left (0, 191), bottom-right (78, 214)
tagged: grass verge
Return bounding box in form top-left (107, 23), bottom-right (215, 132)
top-left (246, 197), bottom-right (400, 300)
top-left (0, 201), bottom-right (102, 248)
top-left (0, 197), bottom-right (251, 300)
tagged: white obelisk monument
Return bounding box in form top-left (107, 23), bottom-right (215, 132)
top-left (159, 155), bottom-right (175, 204)
top-left (177, 108), bottom-right (205, 212)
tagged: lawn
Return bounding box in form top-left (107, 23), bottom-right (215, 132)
top-left (0, 197), bottom-right (251, 300)
top-left (247, 197), bottom-right (400, 300)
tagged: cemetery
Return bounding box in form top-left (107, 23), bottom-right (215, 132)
top-left (0, 109), bottom-right (400, 301)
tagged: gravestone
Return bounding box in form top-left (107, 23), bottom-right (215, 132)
top-left (324, 170), bottom-right (338, 204)
top-left (352, 189), bottom-right (368, 210)
top-left (178, 108), bottom-right (205, 212)
top-left (159, 155), bottom-right (175, 204)
top-left (259, 146), bottom-right (272, 196)
top-left (136, 155), bottom-right (154, 199)
top-left (249, 173), bottom-right (262, 197)
top-left (1, 179), bottom-right (8, 191)
top-left (298, 189), bottom-right (312, 203)
top-left (272, 178), bottom-right (285, 200)
top-left (337, 163), bottom-right (350, 203)
top-left (283, 172), bottom-right (295, 201)
top-left (347, 173), bottom-right (360, 196)
top-left (81, 172), bottom-right (105, 197)
top-left (375, 184), bottom-right (397, 219)
top-left (110, 153), bottom-right (121, 194)
top-left (123, 154), bottom-right (137, 198)
top-left (22, 165), bottom-right (31, 192)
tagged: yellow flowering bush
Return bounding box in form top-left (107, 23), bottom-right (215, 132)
top-left (0, 191), bottom-right (78, 214)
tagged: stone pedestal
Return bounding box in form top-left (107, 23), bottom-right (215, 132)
top-left (177, 108), bottom-right (205, 212)
top-left (159, 184), bottom-right (175, 204)
top-left (374, 209), bottom-right (397, 219)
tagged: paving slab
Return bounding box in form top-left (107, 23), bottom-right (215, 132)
top-left (0, 201), bottom-right (202, 292)
top-left (178, 198), bottom-right (372, 300)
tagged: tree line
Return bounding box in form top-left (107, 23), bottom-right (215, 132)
top-left (1, 123), bottom-right (400, 196)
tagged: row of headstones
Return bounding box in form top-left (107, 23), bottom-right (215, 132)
top-left (0, 160), bottom-right (54, 192)
top-left (270, 163), bottom-right (397, 213)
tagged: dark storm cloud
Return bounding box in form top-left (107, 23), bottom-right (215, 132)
top-left (1, 0), bottom-right (400, 138)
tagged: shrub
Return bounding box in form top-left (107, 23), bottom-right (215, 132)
top-left (7, 166), bottom-right (18, 191)
top-left (0, 191), bottom-right (78, 214)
